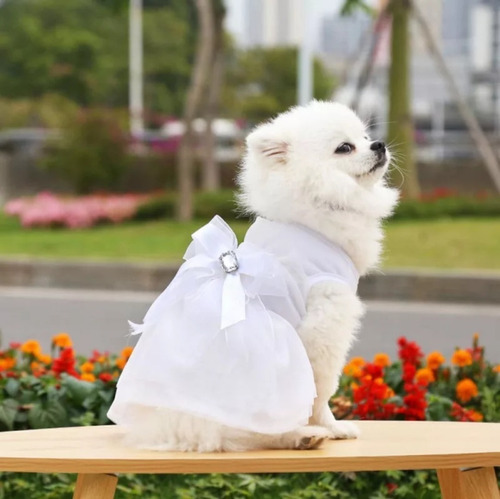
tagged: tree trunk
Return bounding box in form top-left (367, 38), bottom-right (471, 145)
top-left (387, 0), bottom-right (420, 198)
top-left (177, 0), bottom-right (215, 220)
top-left (202, 6), bottom-right (225, 192)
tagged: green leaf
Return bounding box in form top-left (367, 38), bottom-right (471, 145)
top-left (4, 378), bottom-right (20, 398)
top-left (28, 401), bottom-right (68, 429)
top-left (0, 399), bottom-right (19, 431)
top-left (60, 374), bottom-right (94, 406)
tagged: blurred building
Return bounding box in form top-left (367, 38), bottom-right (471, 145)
top-left (242, 0), bottom-right (303, 47)
top-left (320, 11), bottom-right (370, 63)
top-left (326, 0), bottom-right (500, 160)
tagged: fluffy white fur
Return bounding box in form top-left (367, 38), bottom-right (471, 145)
top-left (125, 101), bottom-right (398, 452)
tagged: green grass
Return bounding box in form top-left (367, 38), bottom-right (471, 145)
top-left (1, 214), bottom-right (500, 270)
top-left (383, 218), bottom-right (500, 270)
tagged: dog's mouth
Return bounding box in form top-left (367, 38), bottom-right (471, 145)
top-left (356, 158), bottom-right (388, 178)
top-left (369, 159), bottom-right (387, 173)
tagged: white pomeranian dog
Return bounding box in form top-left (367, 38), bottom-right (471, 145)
top-left (108, 101), bottom-right (398, 452)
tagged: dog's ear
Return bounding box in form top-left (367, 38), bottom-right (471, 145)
top-left (246, 124), bottom-right (289, 165)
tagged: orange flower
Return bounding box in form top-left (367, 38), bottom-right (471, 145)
top-left (115, 357), bottom-right (127, 370)
top-left (80, 361), bottom-right (94, 373)
top-left (469, 410), bottom-right (483, 422)
top-left (120, 346), bottom-right (134, 359)
top-left (81, 373), bottom-right (96, 382)
top-left (386, 387), bottom-right (395, 398)
top-left (427, 351), bottom-right (445, 370)
top-left (493, 365), bottom-right (500, 374)
top-left (350, 357), bottom-right (365, 368)
top-left (373, 353), bottom-right (391, 368)
top-left (456, 378), bottom-right (478, 403)
top-left (37, 354), bottom-right (52, 365)
top-left (30, 361), bottom-right (40, 371)
top-left (1, 357), bottom-right (16, 370)
top-left (52, 333), bottom-right (73, 349)
top-left (451, 349), bottom-right (472, 367)
top-left (416, 368), bottom-right (435, 386)
top-left (343, 357), bottom-right (365, 377)
top-left (97, 355), bottom-right (107, 364)
top-left (21, 340), bottom-right (42, 357)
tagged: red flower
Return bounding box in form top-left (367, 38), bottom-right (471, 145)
top-left (398, 337), bottom-right (423, 365)
top-left (402, 363), bottom-right (416, 383)
top-left (386, 483), bottom-right (398, 494)
top-left (89, 350), bottom-right (102, 363)
top-left (352, 376), bottom-right (397, 420)
top-left (98, 372), bottom-right (113, 383)
top-left (362, 363), bottom-right (384, 379)
top-left (52, 348), bottom-right (79, 378)
top-left (397, 361), bottom-right (427, 420)
top-left (467, 346), bottom-right (484, 365)
top-left (450, 402), bottom-right (483, 422)
top-left (9, 342), bottom-right (21, 349)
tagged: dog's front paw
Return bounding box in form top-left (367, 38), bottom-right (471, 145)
top-left (326, 420), bottom-right (360, 440)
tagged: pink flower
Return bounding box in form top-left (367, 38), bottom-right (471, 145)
top-left (4, 192), bottom-right (148, 229)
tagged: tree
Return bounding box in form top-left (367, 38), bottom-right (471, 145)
top-left (387, 0), bottom-right (419, 197)
top-left (201, 0), bottom-right (226, 192)
top-left (341, 0), bottom-right (420, 198)
top-left (0, 0), bottom-right (194, 115)
top-left (177, 0), bottom-right (216, 220)
top-left (223, 47), bottom-right (335, 124)
top-left (0, 0), bottom-right (107, 105)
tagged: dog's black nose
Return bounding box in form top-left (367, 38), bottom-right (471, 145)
top-left (370, 141), bottom-right (386, 152)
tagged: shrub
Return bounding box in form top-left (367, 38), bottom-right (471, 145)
top-left (133, 192), bottom-right (177, 221)
top-left (136, 190), bottom-right (500, 223)
top-left (0, 94), bottom-right (79, 131)
top-left (392, 195), bottom-right (500, 221)
top-left (194, 190), bottom-right (241, 220)
top-left (42, 109), bottom-right (130, 194)
top-left (134, 189), bottom-right (245, 222)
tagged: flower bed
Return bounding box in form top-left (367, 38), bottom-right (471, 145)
top-left (338, 334), bottom-right (500, 423)
top-left (4, 192), bottom-right (148, 229)
top-left (0, 334), bottom-right (498, 497)
top-left (5, 189), bottom-right (500, 231)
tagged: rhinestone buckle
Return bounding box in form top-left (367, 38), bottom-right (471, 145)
top-left (219, 250), bottom-right (239, 273)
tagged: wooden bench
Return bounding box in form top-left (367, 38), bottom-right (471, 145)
top-left (0, 421), bottom-right (499, 499)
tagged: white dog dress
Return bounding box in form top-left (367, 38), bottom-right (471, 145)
top-left (108, 216), bottom-right (359, 434)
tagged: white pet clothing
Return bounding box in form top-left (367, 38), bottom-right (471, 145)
top-left (108, 216), bottom-right (359, 434)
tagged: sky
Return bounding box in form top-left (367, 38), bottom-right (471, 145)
top-left (224, 0), bottom-right (344, 46)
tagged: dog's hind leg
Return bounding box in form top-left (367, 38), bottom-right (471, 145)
top-left (222, 425), bottom-right (331, 451)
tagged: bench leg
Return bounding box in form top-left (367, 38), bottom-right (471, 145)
top-left (437, 467), bottom-right (500, 499)
top-left (73, 473), bottom-right (118, 499)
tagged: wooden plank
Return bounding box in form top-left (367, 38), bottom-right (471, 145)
top-left (73, 473), bottom-right (117, 499)
top-left (0, 421), bottom-right (499, 474)
top-left (438, 467), bottom-right (500, 499)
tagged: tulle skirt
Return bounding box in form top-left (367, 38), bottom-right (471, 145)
top-left (108, 216), bottom-right (317, 434)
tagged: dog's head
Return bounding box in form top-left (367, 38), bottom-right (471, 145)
top-left (238, 100), bottom-right (398, 223)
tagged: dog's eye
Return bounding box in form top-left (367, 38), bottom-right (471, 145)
top-left (335, 143), bottom-right (354, 154)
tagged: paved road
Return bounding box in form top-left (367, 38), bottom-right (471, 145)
top-left (0, 287), bottom-right (499, 363)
